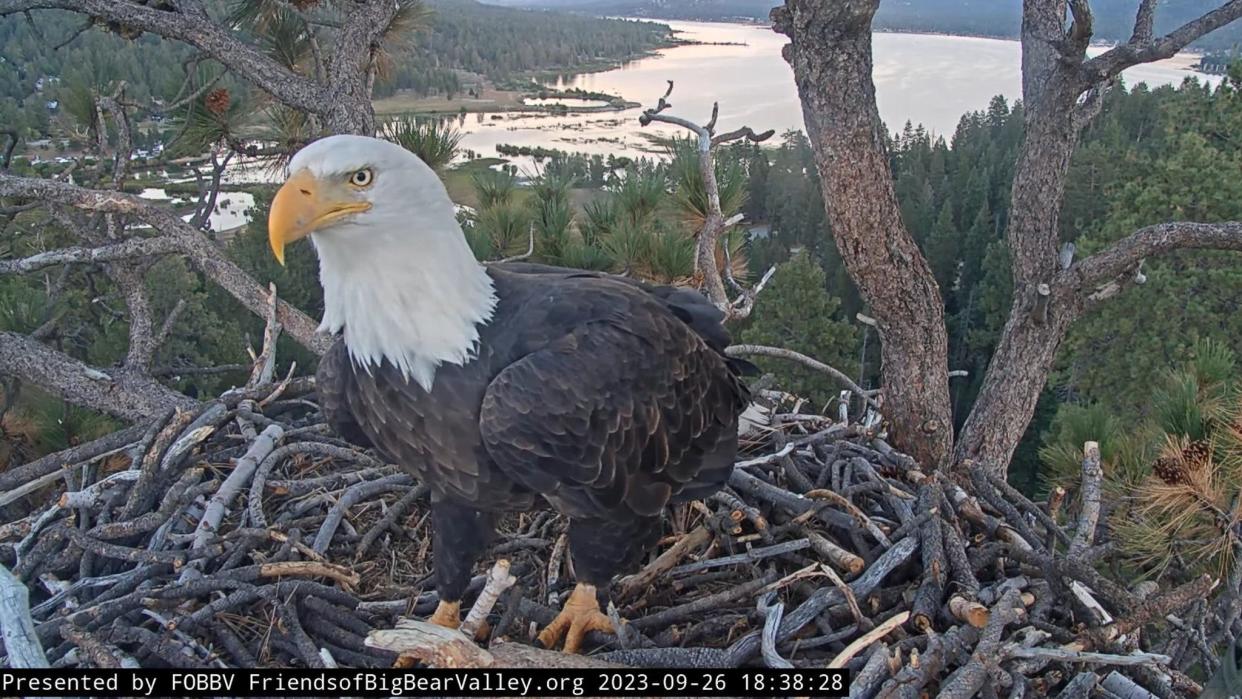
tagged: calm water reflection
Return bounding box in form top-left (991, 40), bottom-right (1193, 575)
top-left (454, 19), bottom-right (1220, 161)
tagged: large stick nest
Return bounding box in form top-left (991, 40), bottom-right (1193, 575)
top-left (0, 382), bottom-right (1221, 697)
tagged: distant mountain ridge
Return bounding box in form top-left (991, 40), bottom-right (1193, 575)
top-left (482, 0), bottom-right (1242, 51)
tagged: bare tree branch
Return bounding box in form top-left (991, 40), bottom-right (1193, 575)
top-left (191, 150), bottom-right (233, 230)
top-left (0, 237), bottom-right (181, 275)
top-left (1072, 82), bottom-right (1111, 131)
top-left (152, 363), bottom-right (249, 378)
top-left (0, 174), bottom-right (332, 356)
top-left (726, 263), bottom-right (776, 321)
top-left (50, 17), bottom-right (91, 50)
top-left (113, 261), bottom-right (158, 371)
top-left (726, 344), bottom-right (881, 409)
top-left (491, 225), bottom-right (536, 264)
top-left (246, 284), bottom-right (282, 389)
top-left (1065, 0), bottom-right (1095, 56)
top-left (97, 89), bottom-right (132, 191)
top-left (638, 82), bottom-right (772, 317)
top-left (1081, 1), bottom-right (1242, 83)
top-left (0, 562), bottom-right (47, 668)
top-left (154, 299), bottom-right (187, 351)
top-left (1071, 221), bottom-right (1242, 290)
top-left (1131, 0), bottom-right (1159, 43)
top-left (713, 127), bottom-right (776, 148)
top-left (0, 332), bottom-right (195, 420)
top-left (1, 129), bottom-right (17, 171)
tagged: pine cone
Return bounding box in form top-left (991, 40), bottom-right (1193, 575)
top-left (1184, 439), bottom-right (1212, 466)
top-left (1153, 455), bottom-right (1190, 485)
top-left (205, 88), bottom-right (231, 116)
top-left (290, 0), bottom-right (319, 9)
top-left (1154, 439), bottom-right (1210, 485)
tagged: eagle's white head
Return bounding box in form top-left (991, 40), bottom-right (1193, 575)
top-left (268, 134), bottom-right (497, 391)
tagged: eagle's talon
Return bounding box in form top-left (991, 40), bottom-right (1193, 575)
top-left (428, 600), bottom-right (461, 629)
top-left (536, 583), bottom-right (617, 654)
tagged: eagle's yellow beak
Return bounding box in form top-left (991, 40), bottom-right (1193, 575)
top-left (268, 169), bottom-right (372, 265)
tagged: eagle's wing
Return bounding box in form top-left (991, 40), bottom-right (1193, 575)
top-left (478, 303), bottom-right (746, 520)
top-left (495, 262), bottom-right (759, 375)
top-left (315, 339), bottom-right (373, 448)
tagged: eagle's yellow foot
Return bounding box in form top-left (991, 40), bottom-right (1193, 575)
top-left (536, 583), bottom-right (616, 654)
top-left (428, 600), bottom-right (461, 629)
top-left (390, 600), bottom-right (463, 667)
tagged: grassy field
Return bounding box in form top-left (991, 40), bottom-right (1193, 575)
top-left (374, 86), bottom-right (528, 116)
top-left (442, 158), bottom-right (513, 209)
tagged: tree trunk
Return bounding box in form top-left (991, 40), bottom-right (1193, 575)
top-left (321, 0), bottom-right (398, 136)
top-left (773, 0), bottom-right (954, 468)
top-left (953, 1), bottom-right (1090, 472)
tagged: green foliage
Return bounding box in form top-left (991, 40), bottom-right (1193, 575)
top-left (1152, 339), bottom-right (1236, 441)
top-left (1057, 72), bottom-right (1242, 422)
top-left (528, 171), bottom-right (575, 261)
top-left (474, 201), bottom-right (532, 257)
top-left (737, 253), bottom-right (858, 409)
top-left (1037, 403), bottom-right (1152, 498)
top-left (611, 164), bottom-right (667, 227)
top-left (1107, 344), bottom-right (1242, 580)
top-left (20, 390), bottom-right (119, 454)
top-left (168, 84), bottom-right (251, 158)
top-left (471, 169), bottom-right (518, 209)
top-left (0, 278), bottom-right (51, 334)
top-left (381, 115), bottom-right (463, 171)
top-left (667, 136), bottom-right (747, 229)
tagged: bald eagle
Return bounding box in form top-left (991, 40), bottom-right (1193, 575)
top-left (268, 135), bottom-right (752, 653)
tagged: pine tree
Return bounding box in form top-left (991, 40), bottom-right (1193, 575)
top-left (925, 200), bottom-right (960, 292)
top-left (738, 253), bottom-right (858, 409)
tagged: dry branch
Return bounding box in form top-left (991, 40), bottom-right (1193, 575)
top-left (637, 82), bottom-right (772, 318)
top-left (1069, 441), bottom-right (1102, 559)
top-left (726, 344), bottom-right (880, 410)
top-left (0, 237), bottom-right (182, 275)
top-left (0, 332), bottom-right (195, 421)
top-left (0, 562), bottom-right (49, 667)
top-left (1082, 1), bottom-right (1242, 82)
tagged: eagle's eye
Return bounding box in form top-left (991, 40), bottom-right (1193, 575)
top-left (349, 168), bottom-right (374, 188)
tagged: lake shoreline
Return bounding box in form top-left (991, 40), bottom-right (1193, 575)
top-left (440, 20), bottom-right (1220, 165)
top-left (623, 14), bottom-right (1210, 67)
top-left (375, 18), bottom-right (1212, 123)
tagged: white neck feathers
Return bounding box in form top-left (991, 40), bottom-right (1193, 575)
top-left (312, 199), bottom-right (496, 392)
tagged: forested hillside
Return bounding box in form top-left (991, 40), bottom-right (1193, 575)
top-left (0, 0), bottom-right (672, 136)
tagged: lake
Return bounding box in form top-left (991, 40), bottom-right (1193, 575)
top-left (451, 19), bottom-right (1222, 162)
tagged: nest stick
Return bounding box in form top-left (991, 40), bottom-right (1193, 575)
top-left (460, 560), bottom-right (517, 639)
top-left (0, 562), bottom-right (49, 667)
top-left (827, 610), bottom-right (909, 669)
